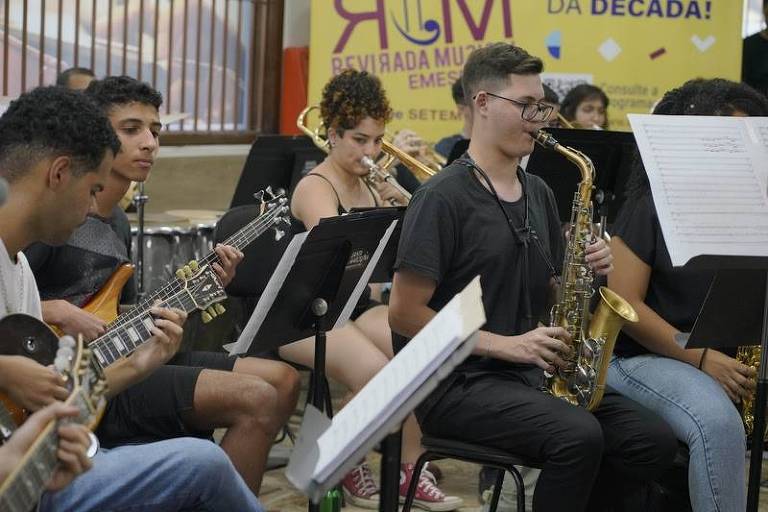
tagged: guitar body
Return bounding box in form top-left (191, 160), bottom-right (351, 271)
top-left (50, 264), bottom-right (133, 336)
top-left (0, 314), bottom-right (59, 426)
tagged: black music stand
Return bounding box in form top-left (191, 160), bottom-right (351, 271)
top-left (230, 135), bottom-right (324, 208)
top-left (683, 256), bottom-right (768, 512)
top-left (526, 128), bottom-right (637, 224)
top-left (223, 210), bottom-right (401, 512)
top-left (286, 278), bottom-right (485, 512)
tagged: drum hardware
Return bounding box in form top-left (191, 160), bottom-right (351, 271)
top-left (132, 182), bottom-right (149, 300)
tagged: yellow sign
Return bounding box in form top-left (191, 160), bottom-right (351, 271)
top-left (309, 0), bottom-right (743, 136)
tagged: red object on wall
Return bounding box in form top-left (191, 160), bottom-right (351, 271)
top-left (280, 46), bottom-right (309, 135)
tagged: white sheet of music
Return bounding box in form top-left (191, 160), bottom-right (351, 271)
top-left (628, 114), bottom-right (768, 267)
top-left (312, 276), bottom-right (485, 483)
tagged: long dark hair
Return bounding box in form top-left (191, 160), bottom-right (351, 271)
top-left (624, 78), bottom-right (768, 201)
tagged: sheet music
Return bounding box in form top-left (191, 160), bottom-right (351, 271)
top-left (311, 276), bottom-right (485, 483)
top-left (333, 220), bottom-right (398, 330)
top-left (223, 232), bottom-right (308, 355)
top-left (628, 114), bottom-right (768, 267)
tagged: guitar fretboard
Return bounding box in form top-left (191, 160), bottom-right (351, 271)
top-left (89, 290), bottom-right (197, 370)
top-left (0, 393), bottom-right (93, 512)
top-left (88, 202), bottom-right (283, 370)
top-left (123, 203), bottom-right (279, 321)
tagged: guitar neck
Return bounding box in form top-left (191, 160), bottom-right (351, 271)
top-left (88, 286), bottom-right (198, 370)
top-left (116, 205), bottom-right (277, 323)
top-left (0, 392), bottom-right (93, 512)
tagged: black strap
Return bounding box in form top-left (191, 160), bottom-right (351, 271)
top-left (455, 153), bottom-right (561, 330)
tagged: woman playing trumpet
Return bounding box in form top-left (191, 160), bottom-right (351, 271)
top-left (286, 69), bottom-right (461, 511)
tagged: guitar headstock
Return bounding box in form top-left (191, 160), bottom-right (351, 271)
top-left (55, 335), bottom-right (108, 430)
top-left (176, 263), bottom-right (228, 323)
top-left (256, 186), bottom-right (291, 241)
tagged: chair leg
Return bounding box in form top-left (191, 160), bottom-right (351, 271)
top-left (402, 453), bottom-right (434, 512)
top-left (487, 468), bottom-right (505, 512)
top-left (323, 377), bottom-right (333, 418)
top-left (505, 465), bottom-right (526, 512)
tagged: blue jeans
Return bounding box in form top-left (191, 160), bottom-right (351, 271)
top-left (608, 354), bottom-right (745, 512)
top-left (39, 437), bottom-right (264, 512)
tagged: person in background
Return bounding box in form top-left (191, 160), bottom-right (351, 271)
top-left (542, 84), bottom-right (561, 128)
top-left (56, 67), bottom-right (96, 91)
top-left (607, 78), bottom-right (768, 512)
top-left (742, 0), bottom-right (768, 97)
top-left (560, 83), bottom-right (609, 130)
top-left (434, 77), bottom-right (473, 159)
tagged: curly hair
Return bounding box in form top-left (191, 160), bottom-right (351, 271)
top-left (560, 84), bottom-right (609, 126)
top-left (85, 75), bottom-right (163, 113)
top-left (624, 78), bottom-right (768, 200)
top-left (0, 86), bottom-right (120, 183)
top-left (320, 69), bottom-right (392, 135)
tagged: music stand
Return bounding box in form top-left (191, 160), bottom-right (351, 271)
top-left (286, 277), bottom-right (486, 512)
top-left (682, 256), bottom-right (768, 512)
top-left (230, 135), bottom-right (324, 208)
top-left (526, 128), bottom-right (637, 224)
top-left (349, 206), bottom-right (406, 284)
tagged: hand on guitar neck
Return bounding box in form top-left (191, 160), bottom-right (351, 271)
top-left (0, 402), bottom-right (92, 492)
top-left (211, 244), bottom-right (244, 288)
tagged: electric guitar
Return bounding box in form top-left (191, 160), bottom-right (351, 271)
top-left (52, 189), bottom-right (290, 332)
top-left (0, 326), bottom-right (108, 512)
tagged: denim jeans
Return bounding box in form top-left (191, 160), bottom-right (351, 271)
top-left (608, 354), bottom-right (746, 512)
top-left (39, 437), bottom-right (264, 512)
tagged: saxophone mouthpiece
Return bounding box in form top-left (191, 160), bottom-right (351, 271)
top-left (531, 129), bottom-right (559, 149)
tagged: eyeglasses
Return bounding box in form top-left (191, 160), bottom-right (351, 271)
top-left (483, 92), bottom-right (554, 122)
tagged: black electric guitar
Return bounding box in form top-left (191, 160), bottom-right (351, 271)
top-left (0, 326), bottom-right (108, 512)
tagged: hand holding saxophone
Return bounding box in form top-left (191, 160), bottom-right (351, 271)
top-left (699, 349), bottom-right (756, 403)
top-left (488, 327), bottom-right (572, 372)
top-left (584, 237), bottom-right (614, 275)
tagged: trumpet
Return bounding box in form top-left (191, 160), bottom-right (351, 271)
top-left (297, 105), bottom-right (436, 189)
top-left (361, 156), bottom-right (411, 206)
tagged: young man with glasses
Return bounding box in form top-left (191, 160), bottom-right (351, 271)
top-left (388, 43), bottom-right (676, 512)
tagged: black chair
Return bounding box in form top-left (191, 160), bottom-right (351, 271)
top-left (401, 435), bottom-right (543, 512)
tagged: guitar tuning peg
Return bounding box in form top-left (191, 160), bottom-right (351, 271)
top-left (54, 356), bottom-right (70, 374)
top-left (189, 260), bottom-right (199, 272)
top-left (183, 265), bottom-right (193, 278)
top-left (214, 303), bottom-right (226, 315)
top-left (208, 306), bottom-right (219, 318)
top-left (59, 336), bottom-right (76, 349)
top-left (265, 186), bottom-right (274, 198)
top-left (273, 228), bottom-right (285, 241)
top-left (253, 190), bottom-right (265, 203)
top-left (175, 268), bottom-right (186, 280)
top-left (201, 311), bottom-right (213, 323)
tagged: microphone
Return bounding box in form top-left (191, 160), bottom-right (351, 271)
top-left (0, 177), bottom-right (7, 207)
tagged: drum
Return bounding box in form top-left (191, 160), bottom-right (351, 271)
top-left (128, 213), bottom-right (196, 293)
top-left (166, 209), bottom-right (224, 261)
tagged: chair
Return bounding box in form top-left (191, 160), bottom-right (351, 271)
top-left (401, 435), bottom-right (543, 512)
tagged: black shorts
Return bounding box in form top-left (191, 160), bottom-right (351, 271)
top-left (96, 351), bottom-right (237, 447)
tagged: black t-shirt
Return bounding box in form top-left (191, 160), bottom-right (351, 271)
top-left (393, 156), bottom-right (564, 377)
top-left (743, 32), bottom-right (768, 97)
top-left (25, 206), bottom-right (137, 307)
top-left (611, 193), bottom-right (715, 357)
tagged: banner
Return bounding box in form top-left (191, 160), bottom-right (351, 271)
top-left (308, 1), bottom-right (743, 138)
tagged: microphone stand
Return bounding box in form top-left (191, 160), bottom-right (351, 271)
top-left (133, 182), bottom-right (149, 301)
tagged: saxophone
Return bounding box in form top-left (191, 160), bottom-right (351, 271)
top-left (532, 130), bottom-right (639, 411)
top-left (737, 346), bottom-right (761, 436)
